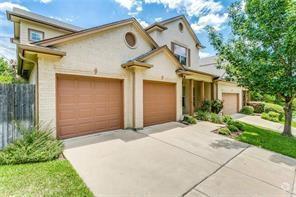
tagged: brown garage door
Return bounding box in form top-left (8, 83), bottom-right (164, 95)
top-left (222, 93), bottom-right (239, 115)
top-left (57, 75), bottom-right (123, 139)
top-left (143, 81), bottom-right (176, 126)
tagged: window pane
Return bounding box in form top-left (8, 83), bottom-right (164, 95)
top-left (30, 31), bottom-right (43, 41)
top-left (174, 44), bottom-right (187, 56)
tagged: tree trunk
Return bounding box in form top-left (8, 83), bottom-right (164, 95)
top-left (282, 98), bottom-right (293, 137)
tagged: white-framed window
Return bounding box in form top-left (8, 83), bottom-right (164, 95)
top-left (172, 42), bottom-right (190, 66)
top-left (28, 29), bottom-right (44, 42)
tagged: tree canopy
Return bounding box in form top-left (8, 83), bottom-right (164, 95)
top-left (208, 0), bottom-right (296, 136)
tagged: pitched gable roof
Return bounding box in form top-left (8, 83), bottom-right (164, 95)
top-left (7, 8), bottom-right (82, 32)
top-left (145, 15), bottom-right (204, 48)
top-left (131, 45), bottom-right (184, 69)
top-left (33, 18), bottom-right (159, 48)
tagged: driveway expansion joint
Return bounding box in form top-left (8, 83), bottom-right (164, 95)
top-left (291, 168), bottom-right (296, 196)
top-left (181, 145), bottom-right (250, 196)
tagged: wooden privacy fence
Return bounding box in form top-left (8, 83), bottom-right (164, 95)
top-left (0, 84), bottom-right (35, 149)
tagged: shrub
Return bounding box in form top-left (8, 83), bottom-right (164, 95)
top-left (183, 115), bottom-right (197, 124)
top-left (201, 100), bottom-right (212, 112)
top-left (240, 106), bottom-right (254, 115)
top-left (211, 99), bottom-right (223, 114)
top-left (261, 112), bottom-right (269, 120)
top-left (209, 113), bottom-right (223, 124)
top-left (222, 115), bottom-right (233, 124)
top-left (261, 112), bottom-right (280, 122)
top-left (264, 103), bottom-right (284, 119)
top-left (218, 127), bottom-right (231, 135)
top-left (195, 110), bottom-right (211, 121)
top-left (231, 121), bottom-right (244, 131)
top-left (228, 125), bottom-right (239, 133)
top-left (248, 101), bottom-right (265, 113)
top-left (0, 125), bottom-right (63, 165)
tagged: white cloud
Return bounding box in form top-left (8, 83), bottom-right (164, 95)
top-left (114, 0), bottom-right (137, 10)
top-left (0, 2), bottom-right (29, 12)
top-left (143, 0), bottom-right (223, 16)
top-left (199, 51), bottom-right (211, 58)
top-left (40, 0), bottom-right (52, 3)
top-left (191, 13), bottom-right (228, 33)
top-left (0, 35), bottom-right (15, 60)
top-left (137, 18), bottom-right (149, 27)
top-left (154, 17), bottom-right (162, 22)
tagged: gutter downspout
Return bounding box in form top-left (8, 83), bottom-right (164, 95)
top-left (18, 52), bottom-right (39, 125)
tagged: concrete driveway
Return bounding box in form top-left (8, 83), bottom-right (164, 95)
top-left (63, 121), bottom-right (296, 197)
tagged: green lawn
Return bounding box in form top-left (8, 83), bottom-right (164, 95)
top-left (236, 123), bottom-right (296, 159)
top-left (0, 160), bottom-right (93, 197)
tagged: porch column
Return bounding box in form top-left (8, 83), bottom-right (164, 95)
top-left (200, 81), bottom-right (205, 102)
top-left (189, 79), bottom-right (194, 115)
top-left (211, 83), bottom-right (215, 100)
top-left (133, 68), bottom-right (144, 130)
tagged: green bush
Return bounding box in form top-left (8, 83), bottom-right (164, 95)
top-left (183, 115), bottom-right (197, 124)
top-left (264, 103), bottom-right (284, 120)
top-left (228, 125), bottom-right (239, 133)
top-left (0, 125), bottom-right (63, 165)
top-left (248, 102), bottom-right (265, 113)
top-left (231, 121), bottom-right (244, 131)
top-left (211, 99), bottom-right (223, 114)
top-left (218, 127), bottom-right (231, 135)
top-left (194, 110), bottom-right (211, 121)
top-left (209, 113), bottom-right (223, 124)
top-left (222, 115), bottom-right (233, 124)
top-left (201, 100), bottom-right (212, 112)
top-left (261, 112), bottom-right (280, 122)
top-left (240, 106), bottom-right (254, 115)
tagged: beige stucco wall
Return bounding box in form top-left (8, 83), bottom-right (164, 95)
top-left (28, 64), bottom-right (37, 84)
top-left (148, 18), bottom-right (200, 67)
top-left (217, 81), bottom-right (244, 111)
top-left (36, 23), bottom-right (183, 136)
top-left (20, 21), bottom-right (69, 44)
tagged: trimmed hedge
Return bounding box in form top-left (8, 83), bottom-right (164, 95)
top-left (240, 106), bottom-right (254, 115)
top-left (264, 103), bottom-right (284, 120)
top-left (248, 101), bottom-right (265, 113)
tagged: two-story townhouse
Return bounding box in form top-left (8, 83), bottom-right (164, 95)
top-left (7, 8), bottom-right (247, 139)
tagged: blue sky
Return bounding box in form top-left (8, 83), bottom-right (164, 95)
top-left (0, 0), bottom-right (238, 60)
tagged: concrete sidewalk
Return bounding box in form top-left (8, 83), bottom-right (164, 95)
top-left (232, 113), bottom-right (296, 136)
top-left (64, 121), bottom-right (296, 197)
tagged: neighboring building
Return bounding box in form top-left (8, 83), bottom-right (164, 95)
top-left (7, 8), bottom-right (247, 139)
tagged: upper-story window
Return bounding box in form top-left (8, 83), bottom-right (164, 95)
top-left (28, 29), bottom-right (44, 42)
top-left (172, 42), bottom-right (190, 66)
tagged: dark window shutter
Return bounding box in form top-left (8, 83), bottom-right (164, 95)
top-left (188, 48), bottom-right (191, 67)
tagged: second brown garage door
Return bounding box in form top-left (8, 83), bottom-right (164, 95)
top-left (57, 75), bottom-right (123, 139)
top-left (222, 93), bottom-right (239, 115)
top-left (143, 81), bottom-right (176, 126)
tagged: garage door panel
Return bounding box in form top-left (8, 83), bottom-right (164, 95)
top-left (57, 75), bottom-right (123, 139)
top-left (143, 81), bottom-right (176, 126)
top-left (222, 93), bottom-right (239, 115)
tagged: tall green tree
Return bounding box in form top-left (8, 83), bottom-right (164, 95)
top-left (0, 58), bottom-right (24, 84)
top-left (208, 0), bottom-right (296, 136)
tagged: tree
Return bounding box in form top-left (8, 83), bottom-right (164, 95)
top-left (207, 0), bottom-right (296, 136)
top-left (0, 57), bottom-right (23, 84)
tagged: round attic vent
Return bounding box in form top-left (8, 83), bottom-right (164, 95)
top-left (178, 22), bottom-right (184, 32)
top-left (125, 32), bottom-right (136, 48)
